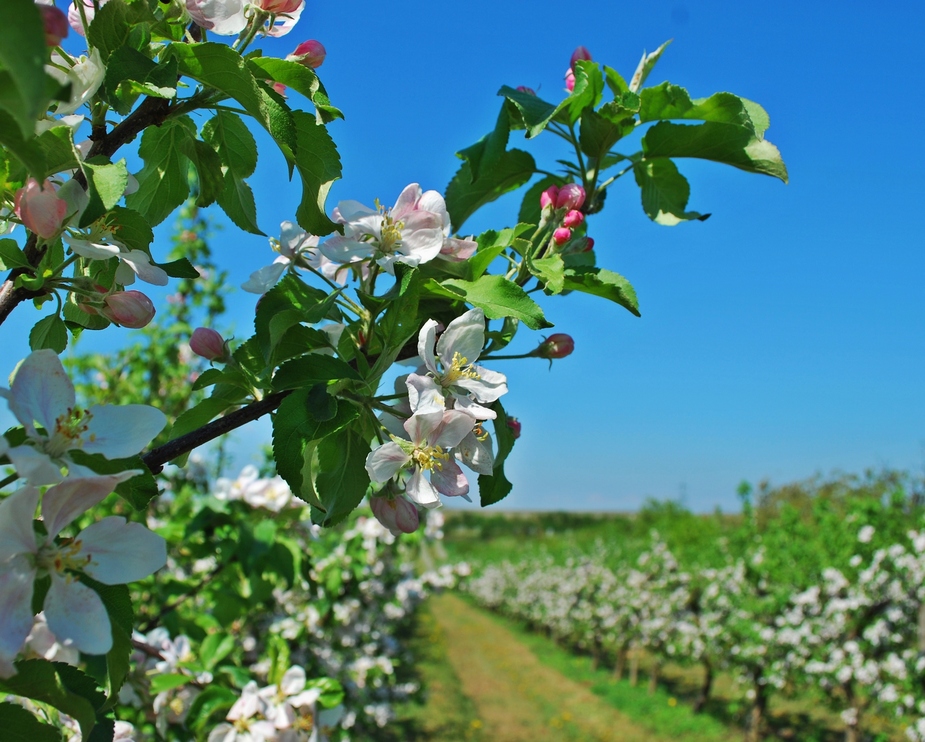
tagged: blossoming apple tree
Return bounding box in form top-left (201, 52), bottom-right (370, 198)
top-left (0, 0), bottom-right (786, 738)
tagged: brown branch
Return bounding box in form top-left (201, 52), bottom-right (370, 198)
top-left (141, 390), bottom-right (292, 475)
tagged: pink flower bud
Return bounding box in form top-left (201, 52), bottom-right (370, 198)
top-left (536, 333), bottom-right (575, 359)
top-left (14, 178), bottom-right (68, 240)
top-left (101, 291), bottom-right (156, 329)
top-left (565, 68), bottom-right (576, 92)
top-left (40, 4), bottom-right (69, 46)
top-left (583, 237), bottom-right (595, 252)
top-left (190, 327), bottom-right (227, 361)
top-left (570, 46), bottom-right (592, 68)
top-left (259, 0), bottom-right (303, 12)
top-left (553, 227), bottom-right (572, 246)
top-left (556, 183), bottom-right (586, 210)
top-left (272, 82), bottom-right (287, 96)
top-left (540, 185), bottom-right (559, 210)
top-left (506, 417), bottom-right (522, 440)
top-left (287, 39), bottom-right (326, 68)
top-left (370, 496), bottom-right (419, 536)
top-left (563, 209), bottom-right (584, 228)
top-left (516, 85), bottom-right (536, 96)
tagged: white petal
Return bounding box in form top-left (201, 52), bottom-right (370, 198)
top-left (64, 235), bottom-right (120, 260)
top-left (457, 429), bottom-right (495, 475)
top-left (416, 320), bottom-right (440, 376)
top-left (437, 308), bottom-right (486, 368)
top-left (403, 410), bottom-right (445, 446)
top-left (429, 410), bottom-right (477, 450)
top-left (8, 349), bottom-right (75, 435)
top-left (405, 469), bottom-right (441, 508)
top-left (431, 459), bottom-right (469, 498)
top-left (365, 443), bottom-right (409, 483)
top-left (45, 574), bottom-right (112, 655)
top-left (456, 364), bottom-right (508, 403)
top-left (120, 250), bottom-right (169, 286)
top-left (41, 474), bottom-right (136, 540)
top-left (280, 665), bottom-right (306, 696)
top-left (405, 374), bottom-right (445, 415)
top-left (0, 486), bottom-right (40, 561)
top-left (78, 517), bottom-right (167, 584)
top-left (0, 554), bottom-right (37, 676)
top-left (391, 183), bottom-right (422, 219)
top-left (6, 444), bottom-right (64, 485)
top-left (83, 403), bottom-right (166, 458)
top-left (241, 262), bottom-right (288, 294)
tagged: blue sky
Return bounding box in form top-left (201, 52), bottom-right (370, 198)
top-left (8, 1), bottom-right (925, 512)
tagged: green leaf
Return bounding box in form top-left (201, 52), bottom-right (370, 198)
top-left (424, 275), bottom-right (551, 330)
top-left (199, 634), bottom-right (235, 671)
top-left (272, 389), bottom-right (358, 507)
top-left (82, 580), bottom-right (133, 707)
top-left (272, 354), bottom-right (361, 391)
top-left (0, 0), bottom-right (47, 136)
top-left (603, 65), bottom-right (630, 97)
top-left (149, 674), bottom-right (190, 694)
top-left (104, 46), bottom-right (177, 115)
top-left (0, 238), bottom-right (32, 270)
top-left (290, 111), bottom-right (341, 236)
top-left (180, 139), bottom-right (224, 208)
top-left (66, 450), bottom-right (159, 510)
top-left (184, 685), bottom-right (237, 733)
top-left (86, 0), bottom-right (149, 63)
top-left (158, 257), bottom-right (200, 279)
top-left (311, 429), bottom-right (369, 527)
top-left (628, 40), bottom-right (672, 92)
top-left (639, 82), bottom-right (768, 137)
top-left (34, 126), bottom-right (81, 179)
top-left (254, 273), bottom-right (333, 359)
top-left (80, 159), bottom-right (129, 227)
top-left (168, 397), bottom-right (232, 446)
top-left (125, 116), bottom-right (195, 226)
top-left (559, 60), bottom-right (605, 123)
top-left (579, 106), bottom-right (630, 161)
top-left (202, 110), bottom-right (257, 178)
top-left (0, 701), bottom-right (63, 742)
top-left (445, 149), bottom-right (535, 230)
top-left (457, 103), bottom-right (512, 182)
top-left (29, 314), bottom-right (68, 353)
top-left (106, 206), bottom-right (153, 251)
top-left (633, 158), bottom-right (708, 225)
top-left (219, 171), bottom-right (261, 235)
top-left (496, 86), bottom-right (559, 139)
top-left (247, 57), bottom-right (338, 116)
top-left (641, 121), bottom-right (788, 183)
top-left (562, 266), bottom-right (640, 316)
top-left (0, 660), bottom-right (101, 738)
top-left (478, 400), bottom-right (516, 507)
top-left (0, 109), bottom-right (46, 178)
top-left (528, 254), bottom-right (566, 295)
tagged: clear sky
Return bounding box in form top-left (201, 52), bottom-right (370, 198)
top-left (8, 1), bottom-right (925, 512)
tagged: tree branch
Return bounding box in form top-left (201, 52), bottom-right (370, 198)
top-left (142, 390), bottom-right (292, 474)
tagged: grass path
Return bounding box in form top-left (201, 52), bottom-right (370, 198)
top-left (430, 592), bottom-right (683, 742)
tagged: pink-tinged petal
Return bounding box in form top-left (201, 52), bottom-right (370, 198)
top-left (319, 235), bottom-right (375, 263)
top-left (417, 320), bottom-right (440, 376)
top-left (429, 410), bottom-right (476, 450)
top-left (185, 0), bottom-right (248, 35)
top-left (436, 308), bottom-right (486, 367)
top-left (369, 496), bottom-right (399, 533)
top-left (405, 374), bottom-right (445, 415)
top-left (365, 443), bottom-right (409, 483)
top-left (6, 445), bottom-right (63, 486)
top-left (119, 251), bottom-right (169, 286)
top-left (78, 517), bottom-right (167, 584)
top-left (227, 681), bottom-right (260, 720)
top-left (416, 190), bottom-right (450, 229)
top-left (0, 554), bottom-right (37, 677)
top-left (45, 574), bottom-right (112, 655)
top-left (391, 183), bottom-right (423, 220)
top-left (431, 459), bottom-right (469, 498)
top-left (405, 469), bottom-right (441, 508)
top-left (457, 429), bottom-right (494, 475)
top-left (439, 237), bottom-right (477, 262)
top-left (332, 200), bottom-right (376, 223)
top-left (403, 410), bottom-right (445, 446)
top-left (393, 496), bottom-right (420, 533)
top-left (41, 474), bottom-right (137, 540)
top-left (456, 365), bottom-right (508, 403)
top-left (0, 486), bottom-right (40, 561)
top-left (265, 1), bottom-right (303, 37)
top-left (83, 404), bottom-right (166, 458)
top-left (8, 349), bottom-right (75, 435)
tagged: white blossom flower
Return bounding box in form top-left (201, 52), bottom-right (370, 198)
top-left (242, 222), bottom-right (345, 294)
top-left (0, 350), bottom-right (167, 485)
top-left (0, 478), bottom-right (166, 676)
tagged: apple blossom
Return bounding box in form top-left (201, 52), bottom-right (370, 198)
top-left (190, 327), bottom-right (229, 362)
top-left (365, 409), bottom-right (476, 508)
top-left (553, 227), bottom-right (571, 246)
top-left (540, 185), bottom-right (559, 210)
top-left (0, 349), bottom-right (167, 485)
top-left (321, 184), bottom-right (446, 274)
top-left (563, 209), bottom-right (584, 228)
top-left (64, 227), bottom-right (169, 287)
top-left (101, 290), bottom-right (157, 328)
top-left (186, 0), bottom-right (304, 38)
top-left (0, 478), bottom-right (166, 675)
top-left (288, 39), bottom-right (326, 68)
top-left (556, 183), bottom-right (586, 210)
top-left (46, 49), bottom-right (105, 116)
top-left (243, 221), bottom-right (345, 294)
top-left (370, 495), bottom-right (420, 536)
top-left (14, 178), bottom-right (68, 240)
top-left (38, 3), bottom-right (69, 46)
top-left (67, 0), bottom-right (106, 36)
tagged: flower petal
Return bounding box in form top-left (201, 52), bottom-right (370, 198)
top-left (8, 349), bottom-right (75, 435)
top-left (429, 410), bottom-right (476, 450)
top-left (45, 573), bottom-right (112, 655)
top-left (41, 474), bottom-right (137, 540)
top-left (6, 444), bottom-right (65, 485)
top-left (405, 373), bottom-right (445, 415)
top-left (436, 308), bottom-right (486, 368)
top-left (456, 364), bottom-right (508, 403)
top-left (457, 428), bottom-right (495, 475)
top-left (83, 403), bottom-right (166, 458)
top-left (280, 665), bottom-right (306, 696)
top-left (365, 443), bottom-right (409, 483)
top-left (0, 554), bottom-right (37, 676)
top-left (416, 319), bottom-right (440, 376)
top-left (0, 486), bottom-right (40, 561)
top-left (241, 260), bottom-right (288, 294)
top-left (405, 468), bottom-right (441, 508)
top-left (430, 459), bottom-right (469, 498)
top-left (119, 250), bottom-right (169, 286)
top-left (79, 517), bottom-right (167, 584)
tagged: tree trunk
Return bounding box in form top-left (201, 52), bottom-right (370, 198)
top-left (648, 660), bottom-right (660, 695)
top-left (614, 645), bottom-right (627, 681)
top-left (629, 648), bottom-right (639, 686)
top-left (746, 681), bottom-right (767, 742)
top-left (591, 637), bottom-right (603, 671)
top-left (693, 657), bottom-right (712, 713)
top-left (842, 681), bottom-right (860, 742)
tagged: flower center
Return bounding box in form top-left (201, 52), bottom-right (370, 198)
top-left (411, 445), bottom-right (449, 471)
top-left (442, 352), bottom-right (481, 385)
top-left (45, 407), bottom-right (93, 458)
top-left (36, 537), bottom-right (90, 576)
